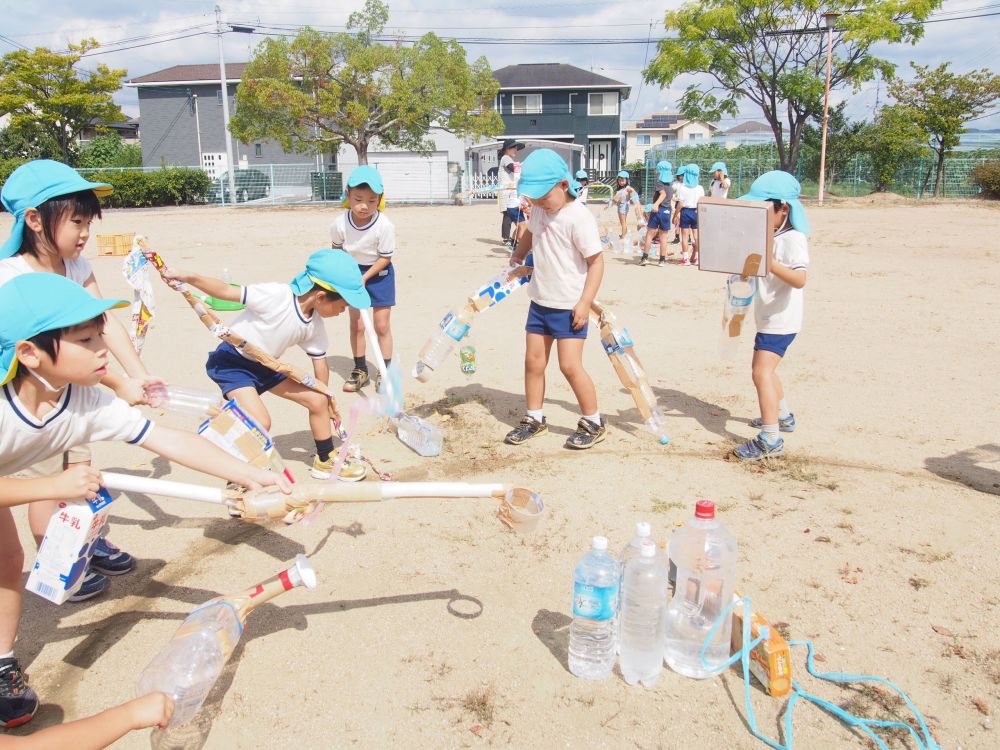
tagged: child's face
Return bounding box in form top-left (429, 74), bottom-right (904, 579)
top-left (528, 180), bottom-right (572, 213)
top-left (347, 186), bottom-right (380, 222)
top-left (315, 295), bottom-right (348, 318)
top-left (19, 320), bottom-right (109, 389)
top-left (771, 201), bottom-right (791, 231)
top-left (617, 178), bottom-right (627, 187)
top-left (26, 208), bottom-right (94, 259)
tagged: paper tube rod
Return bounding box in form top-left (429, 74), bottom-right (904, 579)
top-left (102, 472), bottom-right (227, 505)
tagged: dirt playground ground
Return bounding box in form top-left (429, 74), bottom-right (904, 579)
top-left (2, 197), bottom-right (999, 749)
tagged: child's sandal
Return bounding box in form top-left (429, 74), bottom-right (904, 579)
top-left (504, 415), bottom-right (547, 445)
top-left (564, 418), bottom-right (606, 450)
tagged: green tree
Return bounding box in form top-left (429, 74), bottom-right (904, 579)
top-left (888, 62), bottom-right (1000, 196)
top-left (801, 102), bottom-right (865, 185)
top-left (0, 39), bottom-right (127, 164)
top-left (644, 0), bottom-right (939, 172)
top-left (0, 121), bottom-right (61, 161)
top-left (859, 104), bottom-right (928, 192)
top-left (78, 133), bottom-right (142, 169)
top-left (231, 0), bottom-right (503, 165)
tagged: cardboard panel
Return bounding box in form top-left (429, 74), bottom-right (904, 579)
top-left (696, 198), bottom-right (774, 277)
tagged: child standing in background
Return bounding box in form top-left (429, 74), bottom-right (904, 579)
top-left (611, 170), bottom-right (639, 239)
top-left (640, 160), bottom-right (674, 267)
top-left (331, 166), bottom-right (396, 392)
top-left (675, 164), bottom-right (705, 266)
top-left (498, 139), bottom-right (526, 250)
top-left (670, 166), bottom-right (685, 245)
top-left (710, 162), bottom-right (731, 198)
top-left (575, 170), bottom-right (590, 204)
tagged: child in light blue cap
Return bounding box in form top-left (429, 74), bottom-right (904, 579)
top-left (640, 160), bottom-right (675, 266)
top-left (611, 169), bottom-right (639, 239)
top-left (732, 170), bottom-right (810, 461)
top-left (710, 161), bottom-right (731, 199)
top-left (506, 149), bottom-right (607, 450)
top-left (575, 169), bottom-right (590, 203)
top-left (676, 164), bottom-right (704, 265)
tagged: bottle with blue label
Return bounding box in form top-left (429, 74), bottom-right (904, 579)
top-left (568, 536), bottom-right (620, 680)
top-left (412, 306), bottom-right (473, 382)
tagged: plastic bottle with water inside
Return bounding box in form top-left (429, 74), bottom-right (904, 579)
top-left (412, 307), bottom-right (473, 382)
top-left (718, 275), bottom-right (757, 361)
top-left (619, 540), bottom-right (669, 687)
top-left (396, 413), bottom-right (443, 457)
top-left (663, 500), bottom-right (738, 679)
top-left (146, 385), bottom-right (223, 419)
top-left (616, 521), bottom-right (653, 653)
top-left (568, 536), bottom-right (620, 680)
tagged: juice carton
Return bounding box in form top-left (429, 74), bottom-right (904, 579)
top-left (198, 399), bottom-right (292, 482)
top-left (731, 596), bottom-right (792, 697)
top-left (26, 489), bottom-right (114, 604)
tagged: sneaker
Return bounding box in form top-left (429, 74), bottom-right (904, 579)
top-left (671, 236), bottom-right (680, 245)
top-left (690, 257), bottom-right (699, 266)
top-left (504, 415), bottom-right (548, 445)
top-left (67, 570), bottom-right (110, 602)
top-left (657, 257), bottom-right (666, 267)
top-left (342, 368), bottom-right (369, 392)
top-left (310, 455), bottom-right (368, 482)
top-left (749, 413), bottom-right (796, 432)
top-left (734, 434), bottom-right (785, 461)
top-left (639, 254), bottom-right (649, 266)
top-left (564, 417), bottom-right (606, 450)
top-left (0, 657), bottom-right (38, 729)
top-left (679, 257), bottom-right (690, 266)
top-left (89, 537), bottom-right (135, 576)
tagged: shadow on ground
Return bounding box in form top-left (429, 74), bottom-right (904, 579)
top-left (925, 444), bottom-right (1000, 496)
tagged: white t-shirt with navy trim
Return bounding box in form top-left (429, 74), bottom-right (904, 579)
top-left (755, 227), bottom-right (810, 335)
top-left (229, 282), bottom-right (328, 360)
top-left (525, 199), bottom-right (603, 310)
top-left (0, 254), bottom-right (94, 287)
top-left (675, 184), bottom-right (705, 209)
top-left (710, 178), bottom-right (730, 199)
top-left (0, 383), bottom-right (152, 476)
top-left (330, 212), bottom-right (396, 267)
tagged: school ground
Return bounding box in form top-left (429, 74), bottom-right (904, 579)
top-left (2, 196), bottom-right (999, 749)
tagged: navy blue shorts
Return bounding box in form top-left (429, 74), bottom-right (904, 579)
top-left (754, 332), bottom-right (797, 357)
top-left (647, 210), bottom-right (672, 231)
top-left (206, 342), bottom-right (286, 397)
top-left (525, 301), bottom-right (588, 340)
top-left (680, 207), bottom-right (698, 229)
top-left (360, 262), bottom-right (395, 307)
top-left (504, 207), bottom-right (525, 223)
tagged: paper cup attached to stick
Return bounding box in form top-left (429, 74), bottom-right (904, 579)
top-left (498, 487), bottom-right (545, 533)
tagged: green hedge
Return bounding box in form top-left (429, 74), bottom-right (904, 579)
top-left (971, 160), bottom-right (1000, 199)
top-left (83, 168), bottom-right (212, 207)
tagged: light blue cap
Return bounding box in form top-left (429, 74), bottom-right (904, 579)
top-left (517, 149), bottom-right (580, 199)
top-left (575, 169), bottom-right (588, 180)
top-left (346, 165), bottom-right (384, 195)
top-left (683, 163), bottom-right (700, 187)
top-left (1, 160), bottom-right (112, 260)
top-left (675, 166), bottom-right (685, 178)
top-left (289, 249), bottom-right (372, 308)
top-left (739, 170), bottom-right (810, 235)
top-left (0, 273), bottom-right (127, 385)
top-left (656, 160), bottom-right (673, 181)
top-left (616, 170), bottom-right (629, 179)
top-left (711, 161), bottom-right (728, 176)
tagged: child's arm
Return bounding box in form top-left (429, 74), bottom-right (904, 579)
top-left (0, 692), bottom-right (174, 750)
top-left (160, 269), bottom-right (242, 303)
top-left (361, 257), bottom-right (390, 285)
top-left (571, 252), bottom-right (605, 330)
top-left (769, 260), bottom-right (807, 289)
top-left (311, 356), bottom-right (330, 388)
top-left (510, 229), bottom-right (533, 264)
top-left (141, 426), bottom-right (292, 492)
top-left (0, 466), bottom-right (104, 509)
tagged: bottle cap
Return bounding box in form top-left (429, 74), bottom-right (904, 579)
top-left (635, 521), bottom-right (651, 537)
top-left (592, 536), bottom-right (608, 551)
top-left (695, 500), bottom-right (716, 519)
top-left (639, 540), bottom-right (656, 558)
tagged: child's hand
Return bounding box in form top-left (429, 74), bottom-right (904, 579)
top-left (129, 692), bottom-right (176, 730)
top-left (116, 376), bottom-right (168, 406)
top-left (161, 267), bottom-right (191, 287)
top-left (54, 465), bottom-right (104, 501)
top-left (241, 469), bottom-right (292, 495)
top-left (571, 300), bottom-right (589, 331)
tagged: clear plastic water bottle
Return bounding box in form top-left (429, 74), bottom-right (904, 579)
top-left (663, 500), bottom-right (738, 679)
top-left (718, 275), bottom-right (757, 361)
top-left (395, 413), bottom-right (443, 457)
top-left (616, 521), bottom-right (652, 652)
top-left (620, 540), bottom-right (669, 687)
top-left (412, 308), bottom-right (473, 382)
top-left (568, 536), bottom-right (620, 680)
top-left (146, 385), bottom-right (223, 418)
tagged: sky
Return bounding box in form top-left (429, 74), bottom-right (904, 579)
top-left (2, 0), bottom-right (998, 130)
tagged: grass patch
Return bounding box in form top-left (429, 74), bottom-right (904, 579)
top-left (898, 546), bottom-right (953, 564)
top-left (908, 576), bottom-right (931, 590)
top-left (461, 683), bottom-right (497, 726)
top-left (840, 684), bottom-right (930, 747)
top-left (651, 499), bottom-right (686, 513)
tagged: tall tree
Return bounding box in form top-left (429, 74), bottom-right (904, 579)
top-left (859, 104), bottom-right (928, 192)
top-left (801, 102), bottom-right (864, 185)
top-left (231, 0), bottom-right (503, 165)
top-left (888, 62), bottom-right (1000, 196)
top-left (644, 0), bottom-right (939, 171)
top-left (0, 39), bottom-right (126, 164)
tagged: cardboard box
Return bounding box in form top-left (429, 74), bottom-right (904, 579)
top-left (27, 489), bottom-right (114, 604)
top-left (96, 232), bottom-right (136, 257)
top-left (731, 597), bottom-right (792, 697)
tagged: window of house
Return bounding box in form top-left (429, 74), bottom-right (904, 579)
top-left (216, 90), bottom-right (223, 105)
top-left (636, 134), bottom-right (651, 145)
top-left (511, 94), bottom-right (542, 114)
top-left (661, 134), bottom-right (673, 142)
top-left (254, 143), bottom-right (263, 158)
top-left (588, 92), bottom-right (618, 116)
top-left (689, 132), bottom-right (704, 141)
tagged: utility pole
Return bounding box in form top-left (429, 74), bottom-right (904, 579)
top-left (216, 4), bottom-right (236, 203)
top-left (817, 12), bottom-right (840, 207)
top-left (190, 92), bottom-right (203, 168)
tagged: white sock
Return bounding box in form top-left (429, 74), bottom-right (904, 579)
top-left (760, 425), bottom-right (779, 443)
top-left (526, 408), bottom-right (544, 423)
top-left (778, 399), bottom-right (791, 419)
top-left (0, 650), bottom-right (13, 659)
top-left (584, 412), bottom-right (602, 426)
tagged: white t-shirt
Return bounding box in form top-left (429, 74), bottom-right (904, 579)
top-left (230, 283), bottom-right (328, 360)
top-left (755, 227), bottom-right (810, 335)
top-left (330, 211), bottom-right (395, 267)
top-left (578, 185), bottom-right (589, 204)
top-left (710, 179), bottom-right (731, 199)
top-left (0, 383), bottom-right (152, 476)
top-left (675, 184), bottom-right (705, 209)
top-left (0, 254), bottom-right (94, 287)
top-left (525, 199), bottom-right (603, 309)
top-left (670, 181), bottom-right (683, 205)
top-left (499, 155), bottom-right (521, 209)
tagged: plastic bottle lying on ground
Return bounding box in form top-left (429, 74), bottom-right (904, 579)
top-left (396, 414), bottom-right (443, 457)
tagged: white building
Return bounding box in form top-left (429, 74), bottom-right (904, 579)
top-left (623, 113), bottom-right (718, 163)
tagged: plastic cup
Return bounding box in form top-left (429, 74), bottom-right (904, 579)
top-left (499, 488), bottom-right (545, 533)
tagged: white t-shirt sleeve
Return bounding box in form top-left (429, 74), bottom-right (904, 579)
top-left (67, 256), bottom-right (94, 284)
top-left (779, 231), bottom-right (810, 270)
top-left (572, 207), bottom-right (604, 259)
top-left (242, 282), bottom-right (286, 315)
top-left (300, 321), bottom-right (328, 359)
top-left (83, 388), bottom-right (155, 445)
top-left (330, 215), bottom-right (347, 248)
top-left (376, 215), bottom-right (395, 258)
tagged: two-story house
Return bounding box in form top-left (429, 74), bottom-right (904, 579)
top-left (622, 112), bottom-right (719, 164)
top-left (492, 63), bottom-right (631, 173)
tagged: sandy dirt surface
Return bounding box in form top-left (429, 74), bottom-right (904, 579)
top-left (2, 197), bottom-right (999, 749)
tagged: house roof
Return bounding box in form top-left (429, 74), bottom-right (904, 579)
top-left (128, 63), bottom-right (248, 86)
top-left (725, 120), bottom-right (772, 134)
top-left (492, 64), bottom-right (630, 96)
top-left (625, 112), bottom-right (718, 132)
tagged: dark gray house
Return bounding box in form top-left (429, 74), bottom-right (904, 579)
top-left (492, 63), bottom-right (631, 172)
top-left (126, 63), bottom-right (325, 174)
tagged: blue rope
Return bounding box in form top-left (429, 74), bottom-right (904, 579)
top-left (693, 596), bottom-right (940, 750)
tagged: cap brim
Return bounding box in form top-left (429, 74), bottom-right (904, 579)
top-left (517, 179), bottom-right (558, 200)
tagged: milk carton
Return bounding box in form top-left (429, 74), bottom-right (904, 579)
top-left (26, 489), bottom-right (114, 604)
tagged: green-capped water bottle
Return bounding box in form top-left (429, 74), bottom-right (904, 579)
top-left (459, 345), bottom-right (477, 376)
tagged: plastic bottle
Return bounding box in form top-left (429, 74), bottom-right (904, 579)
top-left (568, 536), bottom-right (620, 680)
top-left (147, 385), bottom-right (223, 419)
top-left (221, 267), bottom-right (232, 284)
top-left (718, 275), bottom-right (757, 361)
top-left (459, 345), bottom-right (477, 376)
top-left (663, 500), bottom-right (738, 679)
top-left (412, 307), bottom-right (473, 382)
top-left (395, 413), bottom-right (443, 457)
top-left (620, 540), bottom-right (669, 687)
top-left (616, 521), bottom-right (653, 653)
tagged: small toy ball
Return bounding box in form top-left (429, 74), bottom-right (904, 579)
top-left (659, 436), bottom-right (670, 445)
